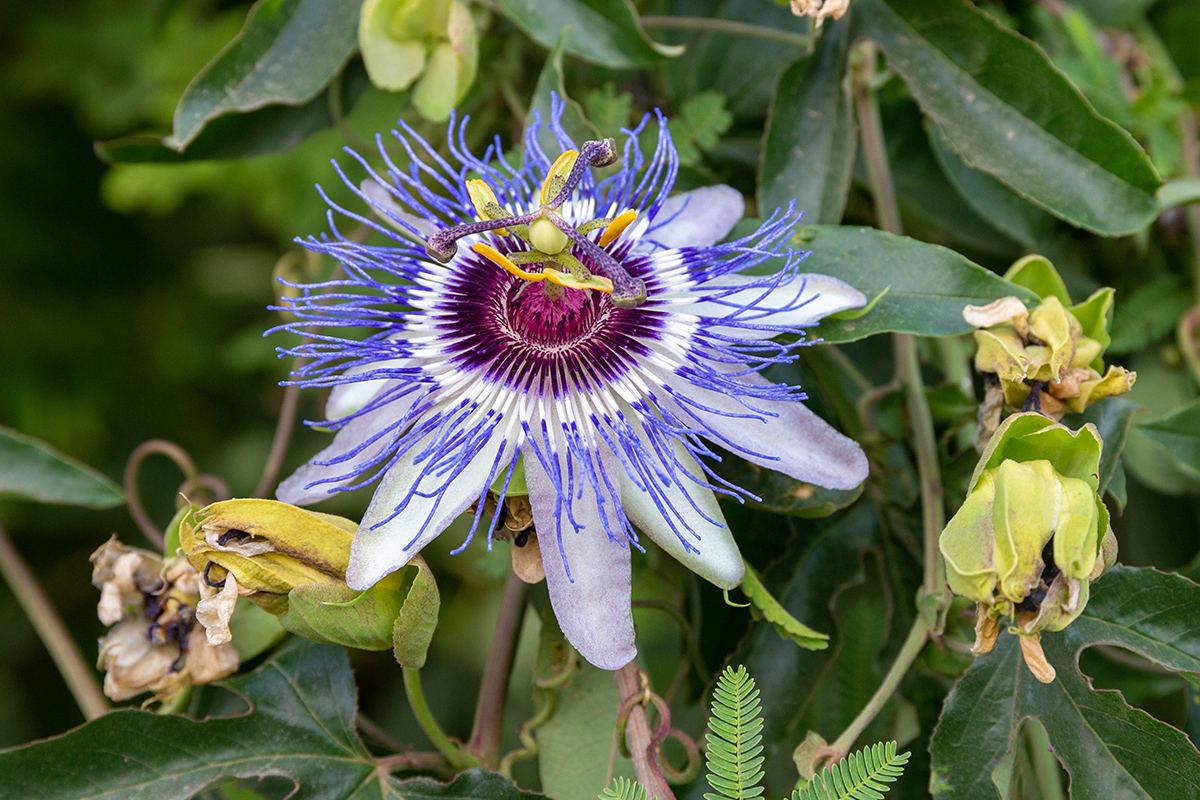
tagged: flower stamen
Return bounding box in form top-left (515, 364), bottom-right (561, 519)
top-left (598, 209), bottom-right (638, 247)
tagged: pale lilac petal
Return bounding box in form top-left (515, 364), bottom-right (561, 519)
top-left (276, 388), bottom-right (412, 506)
top-left (663, 370), bottom-right (868, 491)
top-left (617, 440), bottom-right (744, 589)
top-left (525, 440), bottom-right (636, 670)
top-left (642, 185), bottom-right (744, 250)
top-left (345, 427), bottom-right (513, 589)
top-left (678, 273), bottom-right (866, 339)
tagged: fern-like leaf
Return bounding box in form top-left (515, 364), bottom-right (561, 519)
top-left (703, 665), bottom-right (766, 800)
top-left (791, 741), bottom-right (910, 800)
top-left (599, 777), bottom-right (651, 800)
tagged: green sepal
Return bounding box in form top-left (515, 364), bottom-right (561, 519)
top-left (279, 571), bottom-right (408, 651)
top-left (1070, 287), bottom-right (1115, 368)
top-left (941, 468), bottom-right (999, 603)
top-left (1053, 475), bottom-right (1100, 581)
top-left (740, 561), bottom-right (830, 650)
top-left (1003, 255), bottom-right (1070, 305)
top-left (993, 460), bottom-right (1059, 603)
top-left (392, 554), bottom-right (440, 668)
top-left (973, 413), bottom-right (1102, 492)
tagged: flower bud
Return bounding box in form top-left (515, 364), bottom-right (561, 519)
top-left (940, 413), bottom-right (1118, 682)
top-left (179, 499), bottom-right (357, 643)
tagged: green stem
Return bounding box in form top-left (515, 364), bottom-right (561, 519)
top-left (0, 522), bottom-right (110, 721)
top-left (640, 15), bottom-right (812, 48)
top-left (827, 616), bottom-right (929, 760)
top-left (853, 40), bottom-right (947, 604)
top-left (403, 668), bottom-right (477, 772)
top-left (1178, 111), bottom-right (1200, 306)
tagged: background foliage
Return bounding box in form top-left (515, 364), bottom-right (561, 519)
top-left (4, 0), bottom-right (1200, 798)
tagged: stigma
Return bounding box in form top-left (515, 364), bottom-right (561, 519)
top-left (423, 138), bottom-right (647, 309)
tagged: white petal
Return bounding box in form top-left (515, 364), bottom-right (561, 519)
top-left (525, 440), bottom-right (636, 670)
top-left (663, 370), bottom-right (868, 491)
top-left (679, 272), bottom-right (866, 339)
top-left (641, 185), bottom-right (745, 251)
top-left (617, 437), bottom-right (744, 589)
top-left (346, 427), bottom-right (513, 589)
top-left (277, 384), bottom-right (418, 506)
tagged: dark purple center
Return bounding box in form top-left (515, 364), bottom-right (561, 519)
top-left (503, 280), bottom-right (608, 348)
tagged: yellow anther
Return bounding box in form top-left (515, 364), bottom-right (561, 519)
top-left (540, 150), bottom-right (580, 205)
top-left (466, 179), bottom-right (509, 236)
top-left (598, 209), bottom-right (637, 247)
top-left (472, 243), bottom-right (546, 283)
top-left (544, 269), bottom-right (614, 295)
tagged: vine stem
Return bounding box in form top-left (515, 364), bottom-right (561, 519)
top-left (253, 381), bottom-right (301, 498)
top-left (403, 668), bottom-right (477, 772)
top-left (466, 570), bottom-right (528, 768)
top-left (613, 663), bottom-right (674, 800)
top-left (827, 616), bottom-right (929, 761)
top-left (1179, 111), bottom-right (1200, 306)
top-left (0, 521), bottom-right (110, 721)
top-left (852, 40), bottom-right (947, 603)
top-left (124, 439), bottom-right (200, 549)
top-left (640, 15), bottom-right (812, 48)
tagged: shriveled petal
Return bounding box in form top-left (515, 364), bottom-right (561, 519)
top-left (525, 440), bottom-right (635, 670)
top-left (277, 384), bottom-right (420, 506)
top-left (642, 185), bottom-right (744, 251)
top-left (679, 272), bottom-right (866, 339)
top-left (663, 370), bottom-right (868, 491)
top-left (346, 425), bottom-right (514, 589)
top-left (617, 432), bottom-right (743, 589)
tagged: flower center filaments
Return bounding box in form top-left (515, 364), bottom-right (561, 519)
top-left (423, 138), bottom-right (648, 309)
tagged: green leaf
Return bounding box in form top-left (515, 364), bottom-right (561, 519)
top-left (1074, 398), bottom-right (1142, 497)
top-left (0, 636), bottom-right (539, 798)
top-left (496, 0), bottom-right (681, 69)
top-left (1140, 398), bottom-right (1200, 474)
top-left (793, 226), bottom-right (1038, 343)
top-left (583, 83), bottom-right (634, 138)
top-left (171, 0), bottom-right (362, 150)
top-left (537, 663), bottom-right (635, 800)
top-left (668, 91), bottom-right (733, 166)
top-left (759, 16), bottom-right (855, 224)
top-left (740, 562), bottom-right (830, 650)
top-left (659, 1), bottom-right (808, 120)
top-left (600, 777), bottom-right (648, 800)
top-left (855, 0), bottom-right (1161, 236)
top-left (1108, 275), bottom-right (1192, 355)
top-left (926, 121), bottom-right (1056, 248)
top-left (97, 62), bottom-right (370, 163)
top-left (0, 425), bottom-right (123, 508)
top-left (703, 666), bottom-right (765, 800)
top-left (0, 639), bottom-right (374, 798)
top-left (1157, 178), bottom-right (1200, 210)
top-left (930, 566), bottom-right (1200, 800)
top-left (1071, 0), bottom-right (1156, 28)
top-left (526, 30), bottom-right (599, 159)
top-left (795, 741), bottom-right (909, 800)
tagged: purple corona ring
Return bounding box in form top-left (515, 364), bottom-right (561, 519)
top-left (272, 99), bottom-right (870, 669)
